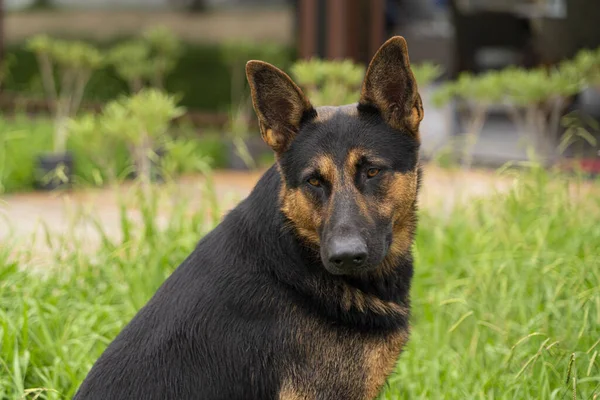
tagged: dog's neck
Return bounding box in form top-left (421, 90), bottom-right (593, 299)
top-left (231, 165), bottom-right (414, 331)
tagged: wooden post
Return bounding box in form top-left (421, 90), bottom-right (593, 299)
top-left (0, 0), bottom-right (4, 67)
top-left (297, 0), bottom-right (387, 63)
top-left (369, 0), bottom-right (386, 59)
top-left (326, 0), bottom-right (346, 59)
top-left (345, 0), bottom-right (361, 61)
top-left (299, 0), bottom-right (318, 59)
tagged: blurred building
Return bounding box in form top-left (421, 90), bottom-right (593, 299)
top-left (295, 0), bottom-right (600, 75)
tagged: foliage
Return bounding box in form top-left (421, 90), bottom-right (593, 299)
top-left (106, 40), bottom-right (153, 93)
top-left (0, 116), bottom-right (227, 194)
top-left (0, 168), bottom-right (599, 399)
top-left (289, 59), bottom-right (442, 107)
top-left (5, 40), bottom-right (296, 112)
top-left (567, 46), bottom-right (600, 87)
top-left (226, 99), bottom-right (257, 169)
top-left (221, 41), bottom-right (289, 103)
top-left (0, 116), bottom-right (54, 193)
top-left (431, 49), bottom-right (599, 167)
top-left (69, 89), bottom-right (185, 187)
top-left (26, 35), bottom-right (103, 153)
top-left (411, 61), bottom-right (443, 88)
top-left (291, 58), bottom-right (365, 106)
top-left (558, 111), bottom-right (599, 157)
top-left (219, 41), bottom-right (288, 167)
top-left (431, 72), bottom-right (502, 168)
top-left (108, 27), bottom-right (183, 93)
top-left (100, 89), bottom-right (185, 145)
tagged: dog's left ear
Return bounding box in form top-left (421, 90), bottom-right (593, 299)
top-left (359, 36), bottom-right (423, 137)
top-left (246, 61), bottom-right (315, 153)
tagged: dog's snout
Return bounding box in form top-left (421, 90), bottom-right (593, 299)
top-left (327, 237), bottom-right (368, 270)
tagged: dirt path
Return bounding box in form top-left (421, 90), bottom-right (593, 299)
top-left (1, 165), bottom-right (516, 254)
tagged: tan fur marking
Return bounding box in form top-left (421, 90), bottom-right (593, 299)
top-left (353, 289), bottom-right (366, 313)
top-left (339, 282), bottom-right (409, 316)
top-left (280, 154), bottom-right (340, 246)
top-left (263, 128), bottom-right (280, 150)
top-left (341, 285), bottom-right (353, 311)
top-left (344, 148), bottom-right (364, 180)
top-left (281, 303), bottom-right (409, 400)
top-left (279, 380), bottom-right (311, 400)
top-left (378, 170), bottom-right (418, 218)
top-left (362, 329), bottom-right (410, 399)
top-left (343, 148), bottom-right (373, 222)
top-left (280, 187), bottom-right (321, 246)
top-left (280, 312), bottom-right (363, 399)
top-left (315, 154), bottom-right (337, 186)
top-left (378, 170), bottom-right (419, 274)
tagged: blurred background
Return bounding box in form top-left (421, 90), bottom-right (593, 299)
top-left (0, 0), bottom-right (598, 195)
top-left (1, 3), bottom-right (600, 399)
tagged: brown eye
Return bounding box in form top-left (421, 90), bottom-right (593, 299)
top-left (308, 177), bottom-right (321, 187)
top-left (367, 168), bottom-right (380, 178)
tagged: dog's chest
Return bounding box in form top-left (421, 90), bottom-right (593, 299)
top-left (278, 312), bottom-right (408, 400)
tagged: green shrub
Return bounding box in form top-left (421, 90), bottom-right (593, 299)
top-left (26, 35), bottom-right (104, 153)
top-left (4, 40), bottom-right (295, 112)
top-left (97, 89), bottom-right (185, 186)
top-left (291, 58), bottom-right (365, 106)
top-left (412, 61), bottom-right (444, 88)
top-left (108, 27), bottom-right (183, 93)
top-left (0, 115), bottom-right (228, 193)
top-left (0, 116), bottom-right (53, 193)
top-left (289, 59), bottom-right (442, 107)
top-left (431, 52), bottom-right (596, 167)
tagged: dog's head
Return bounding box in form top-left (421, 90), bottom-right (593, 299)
top-left (246, 37), bottom-right (423, 276)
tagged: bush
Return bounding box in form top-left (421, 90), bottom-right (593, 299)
top-left (0, 116), bottom-right (54, 193)
top-left (0, 116), bottom-right (228, 193)
top-left (108, 27), bottom-right (183, 93)
top-left (431, 50), bottom-right (597, 167)
top-left (289, 59), bottom-right (442, 107)
top-left (71, 89), bottom-right (186, 187)
top-left (4, 40), bottom-right (295, 112)
top-left (26, 35), bottom-right (104, 153)
top-left (291, 58), bottom-right (366, 106)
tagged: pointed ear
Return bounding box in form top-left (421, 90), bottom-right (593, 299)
top-left (246, 61), bottom-right (315, 153)
top-left (359, 36), bottom-right (423, 137)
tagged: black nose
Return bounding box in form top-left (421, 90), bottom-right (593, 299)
top-left (327, 237), bottom-right (368, 270)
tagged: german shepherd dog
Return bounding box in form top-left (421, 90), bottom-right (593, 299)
top-left (74, 36), bottom-right (423, 400)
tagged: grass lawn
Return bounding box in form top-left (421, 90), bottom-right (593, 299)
top-left (0, 167), bottom-right (599, 399)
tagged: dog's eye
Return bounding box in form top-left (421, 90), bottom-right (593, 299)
top-left (366, 168), bottom-right (380, 178)
top-left (308, 177), bottom-right (321, 187)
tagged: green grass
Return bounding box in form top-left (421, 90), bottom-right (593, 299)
top-left (0, 167), bottom-right (599, 399)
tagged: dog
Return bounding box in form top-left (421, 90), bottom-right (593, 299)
top-left (74, 36), bottom-right (423, 400)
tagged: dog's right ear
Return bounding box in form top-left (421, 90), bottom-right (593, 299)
top-left (359, 36), bottom-right (423, 137)
top-left (246, 61), bottom-right (315, 153)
